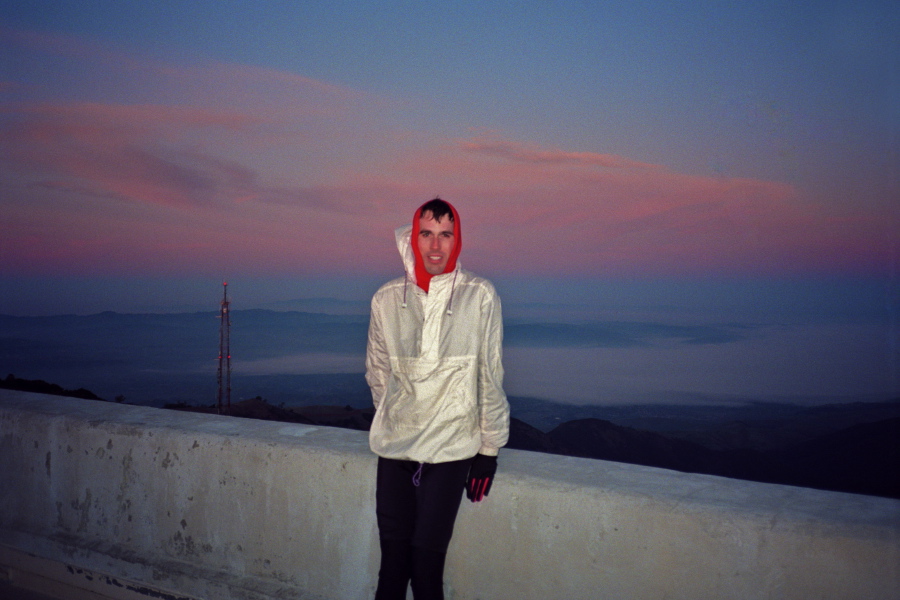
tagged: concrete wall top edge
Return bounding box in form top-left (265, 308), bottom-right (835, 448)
top-left (3, 389), bottom-right (899, 535)
top-left (0, 389), bottom-right (370, 455)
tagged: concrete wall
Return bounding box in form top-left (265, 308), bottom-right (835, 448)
top-left (1, 390), bottom-right (899, 600)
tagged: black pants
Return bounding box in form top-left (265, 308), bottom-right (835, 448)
top-left (374, 456), bottom-right (473, 600)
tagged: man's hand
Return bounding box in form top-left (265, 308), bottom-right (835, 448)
top-left (466, 454), bottom-right (497, 502)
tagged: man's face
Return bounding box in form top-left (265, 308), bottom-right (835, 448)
top-left (417, 211), bottom-right (456, 275)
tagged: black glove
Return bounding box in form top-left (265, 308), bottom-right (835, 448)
top-left (466, 454), bottom-right (497, 502)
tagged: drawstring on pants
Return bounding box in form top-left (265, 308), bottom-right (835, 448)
top-left (412, 462), bottom-right (424, 487)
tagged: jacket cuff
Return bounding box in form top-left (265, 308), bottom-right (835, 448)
top-left (478, 445), bottom-right (499, 457)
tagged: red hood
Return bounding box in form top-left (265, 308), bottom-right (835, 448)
top-left (411, 200), bottom-right (461, 293)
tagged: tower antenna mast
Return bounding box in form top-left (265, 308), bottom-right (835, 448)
top-left (216, 281), bottom-right (231, 415)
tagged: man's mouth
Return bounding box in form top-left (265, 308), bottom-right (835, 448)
top-left (426, 254), bottom-right (444, 263)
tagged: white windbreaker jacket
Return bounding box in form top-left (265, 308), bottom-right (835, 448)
top-left (366, 224), bottom-right (510, 463)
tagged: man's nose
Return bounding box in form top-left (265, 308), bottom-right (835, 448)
top-left (430, 235), bottom-right (440, 249)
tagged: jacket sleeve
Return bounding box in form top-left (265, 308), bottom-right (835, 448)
top-left (365, 294), bottom-right (390, 411)
top-left (477, 283), bottom-right (510, 456)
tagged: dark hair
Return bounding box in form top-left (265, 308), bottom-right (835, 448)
top-left (419, 197), bottom-right (454, 222)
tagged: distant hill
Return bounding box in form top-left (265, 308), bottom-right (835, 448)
top-left (664, 400), bottom-right (900, 451)
top-left (763, 417), bottom-right (900, 498)
top-left (510, 395), bottom-right (900, 451)
top-left (0, 374), bottom-right (105, 401)
top-left (546, 418), bottom-right (727, 474)
top-left (506, 412), bottom-right (900, 499)
top-left (506, 416), bottom-right (758, 481)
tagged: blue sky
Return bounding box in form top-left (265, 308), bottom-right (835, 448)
top-left (9, 0), bottom-right (894, 189)
top-left (0, 1), bottom-right (897, 404)
top-left (1, 0), bottom-right (896, 294)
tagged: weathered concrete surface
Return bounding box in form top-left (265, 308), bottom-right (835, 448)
top-left (1, 391), bottom-right (377, 599)
top-left (1, 390), bottom-right (899, 600)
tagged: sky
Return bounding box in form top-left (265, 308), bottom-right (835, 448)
top-left (0, 1), bottom-right (898, 404)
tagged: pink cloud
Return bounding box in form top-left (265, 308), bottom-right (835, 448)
top-left (1, 25), bottom-right (893, 279)
top-left (17, 102), bottom-right (257, 130)
top-left (0, 24), bottom-right (360, 110)
top-left (2, 102), bottom-right (265, 208)
top-left (462, 138), bottom-right (662, 170)
top-left (1, 23), bottom-right (400, 215)
top-left (387, 135), bottom-right (894, 277)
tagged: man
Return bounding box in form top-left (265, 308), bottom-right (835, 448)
top-left (365, 198), bottom-right (510, 600)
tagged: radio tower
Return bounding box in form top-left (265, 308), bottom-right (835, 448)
top-left (216, 282), bottom-right (231, 415)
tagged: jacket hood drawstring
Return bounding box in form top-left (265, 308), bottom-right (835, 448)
top-left (445, 270), bottom-right (458, 316)
top-left (401, 270), bottom-right (457, 316)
